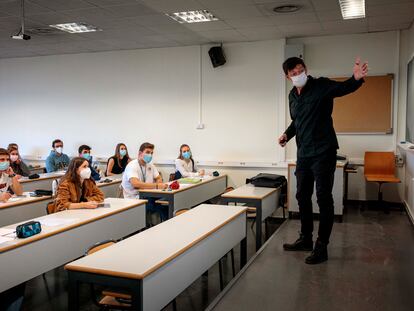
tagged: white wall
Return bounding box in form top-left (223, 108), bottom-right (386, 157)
top-left (0, 40), bottom-right (286, 168)
top-left (286, 31), bottom-right (401, 201)
top-left (398, 23), bottom-right (414, 213)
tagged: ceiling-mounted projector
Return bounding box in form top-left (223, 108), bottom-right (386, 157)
top-left (11, 34), bottom-right (31, 40)
top-left (11, 0), bottom-right (31, 41)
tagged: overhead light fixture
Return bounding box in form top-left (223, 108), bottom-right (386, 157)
top-left (49, 22), bottom-right (102, 33)
top-left (166, 10), bottom-right (218, 23)
top-left (338, 0), bottom-right (365, 20)
top-left (273, 5), bottom-right (301, 13)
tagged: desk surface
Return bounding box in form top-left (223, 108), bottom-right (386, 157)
top-left (0, 192), bottom-right (51, 210)
top-left (65, 204), bottom-right (247, 279)
top-left (19, 171), bottom-right (65, 183)
top-left (96, 175), bottom-right (122, 187)
top-left (222, 184), bottom-right (278, 200)
top-left (139, 175), bottom-right (227, 195)
top-left (0, 198), bottom-right (146, 254)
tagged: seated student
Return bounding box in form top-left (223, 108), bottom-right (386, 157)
top-left (122, 142), bottom-right (168, 220)
top-left (54, 157), bottom-right (104, 212)
top-left (78, 145), bottom-right (100, 181)
top-left (0, 148), bottom-right (23, 203)
top-left (8, 145), bottom-right (30, 177)
top-left (45, 139), bottom-right (70, 172)
top-left (174, 144), bottom-right (205, 179)
top-left (106, 143), bottom-right (131, 176)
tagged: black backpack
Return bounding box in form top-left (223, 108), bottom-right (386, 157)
top-left (247, 173), bottom-right (287, 188)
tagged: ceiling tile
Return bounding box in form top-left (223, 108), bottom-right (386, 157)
top-left (225, 16), bottom-right (275, 28)
top-left (310, 0), bottom-right (340, 11)
top-left (85, 0), bottom-right (138, 7)
top-left (236, 25), bottom-right (283, 40)
top-left (183, 20), bottom-right (232, 31)
top-left (29, 0), bottom-right (95, 12)
top-left (104, 3), bottom-right (158, 18)
top-left (367, 2), bottom-right (414, 16)
top-left (142, 0), bottom-right (205, 13)
top-left (209, 5), bottom-right (264, 19)
top-left (0, 1), bottom-right (52, 16)
top-left (198, 29), bottom-right (247, 42)
top-left (316, 9), bottom-right (343, 22)
top-left (278, 22), bottom-right (323, 37)
top-left (269, 12), bottom-right (319, 25)
top-left (146, 23), bottom-right (195, 34)
top-left (135, 14), bottom-right (181, 26)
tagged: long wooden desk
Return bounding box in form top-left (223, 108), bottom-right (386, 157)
top-left (97, 174), bottom-right (122, 198)
top-left (65, 204), bottom-right (247, 311)
top-left (0, 198), bottom-right (146, 293)
top-left (0, 193), bottom-right (52, 227)
top-left (19, 171), bottom-right (65, 192)
top-left (221, 184), bottom-right (281, 251)
top-left (139, 175), bottom-right (227, 218)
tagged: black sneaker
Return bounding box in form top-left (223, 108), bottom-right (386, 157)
top-left (283, 234), bottom-right (313, 251)
top-left (305, 240), bottom-right (328, 264)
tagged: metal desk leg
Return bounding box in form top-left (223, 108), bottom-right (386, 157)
top-left (240, 237), bottom-right (247, 268)
top-left (255, 202), bottom-right (262, 251)
top-left (168, 198), bottom-right (174, 219)
top-left (68, 272), bottom-right (80, 311)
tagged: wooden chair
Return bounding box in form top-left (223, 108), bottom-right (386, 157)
top-left (364, 152), bottom-right (400, 213)
top-left (45, 202), bottom-right (56, 215)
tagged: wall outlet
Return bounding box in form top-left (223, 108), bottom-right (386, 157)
top-left (396, 155), bottom-right (404, 167)
top-left (196, 123), bottom-right (205, 129)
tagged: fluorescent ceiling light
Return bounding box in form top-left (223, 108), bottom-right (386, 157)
top-left (166, 10), bottom-right (218, 23)
top-left (338, 0), bottom-right (365, 20)
top-left (49, 22), bottom-right (102, 33)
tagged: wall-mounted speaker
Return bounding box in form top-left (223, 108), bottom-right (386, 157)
top-left (208, 46), bottom-right (226, 68)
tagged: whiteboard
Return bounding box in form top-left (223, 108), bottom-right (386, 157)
top-left (0, 41), bottom-right (286, 163)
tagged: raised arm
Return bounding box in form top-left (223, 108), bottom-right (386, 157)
top-left (326, 57), bottom-right (368, 98)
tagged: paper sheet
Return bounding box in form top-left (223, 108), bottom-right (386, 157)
top-left (35, 217), bottom-right (78, 227)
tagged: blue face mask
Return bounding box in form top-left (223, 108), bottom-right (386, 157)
top-left (182, 151), bottom-right (191, 159)
top-left (0, 161), bottom-right (10, 171)
top-left (82, 153), bottom-right (91, 160)
top-left (120, 150), bottom-right (127, 157)
top-left (143, 154), bottom-right (152, 164)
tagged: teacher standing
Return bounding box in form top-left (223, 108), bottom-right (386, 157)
top-left (279, 56), bottom-right (368, 264)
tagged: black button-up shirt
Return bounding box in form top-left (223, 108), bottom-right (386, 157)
top-left (285, 75), bottom-right (364, 158)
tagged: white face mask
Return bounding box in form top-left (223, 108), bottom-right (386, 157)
top-left (55, 147), bottom-right (63, 154)
top-left (80, 167), bottom-right (91, 180)
top-left (291, 71), bottom-right (308, 88)
top-left (10, 155), bottom-right (19, 162)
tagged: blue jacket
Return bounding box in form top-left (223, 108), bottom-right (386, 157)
top-left (45, 151), bottom-right (70, 172)
top-left (88, 157), bottom-right (101, 181)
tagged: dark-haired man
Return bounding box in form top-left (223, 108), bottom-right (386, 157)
top-left (122, 142), bottom-right (168, 221)
top-left (279, 56), bottom-right (368, 264)
top-left (45, 139), bottom-right (70, 172)
top-left (78, 144), bottom-right (100, 181)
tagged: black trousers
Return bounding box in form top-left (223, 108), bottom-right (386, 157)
top-left (295, 150), bottom-right (337, 245)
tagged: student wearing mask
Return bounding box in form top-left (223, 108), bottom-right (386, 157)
top-left (122, 142), bottom-right (168, 220)
top-left (45, 139), bottom-right (70, 172)
top-left (8, 145), bottom-right (30, 177)
top-left (174, 144), bottom-right (205, 179)
top-left (54, 157), bottom-right (104, 212)
top-left (0, 148), bottom-right (23, 203)
top-left (78, 145), bottom-right (100, 181)
top-left (106, 143), bottom-right (131, 176)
